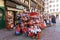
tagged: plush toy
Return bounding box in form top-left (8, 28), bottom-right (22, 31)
top-left (22, 26), bottom-right (28, 33)
top-left (28, 26), bottom-right (34, 37)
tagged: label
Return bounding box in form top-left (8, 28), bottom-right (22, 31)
top-left (16, 5), bottom-right (24, 9)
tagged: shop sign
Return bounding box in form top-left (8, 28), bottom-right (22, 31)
top-left (16, 5), bottom-right (24, 9)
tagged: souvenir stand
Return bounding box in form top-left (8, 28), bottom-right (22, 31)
top-left (15, 8), bottom-right (46, 39)
top-left (6, 11), bottom-right (14, 30)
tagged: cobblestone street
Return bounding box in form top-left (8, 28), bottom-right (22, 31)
top-left (0, 19), bottom-right (60, 40)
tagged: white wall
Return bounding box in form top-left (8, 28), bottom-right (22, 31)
top-left (44, 0), bottom-right (60, 14)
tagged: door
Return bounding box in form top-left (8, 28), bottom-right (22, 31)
top-left (0, 7), bottom-right (5, 29)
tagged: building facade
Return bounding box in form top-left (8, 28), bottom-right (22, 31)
top-left (44, 0), bottom-right (60, 15)
top-left (0, 0), bottom-right (44, 29)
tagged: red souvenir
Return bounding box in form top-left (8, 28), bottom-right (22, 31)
top-left (29, 21), bottom-right (33, 26)
top-left (40, 23), bottom-right (45, 29)
top-left (16, 24), bottom-right (21, 32)
top-left (22, 27), bottom-right (28, 33)
top-left (29, 32), bottom-right (33, 37)
top-left (29, 12), bottom-right (37, 17)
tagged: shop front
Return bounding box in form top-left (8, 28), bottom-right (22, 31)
top-left (5, 0), bottom-right (27, 30)
top-left (6, 7), bottom-right (22, 30)
top-left (0, 0), bottom-right (6, 29)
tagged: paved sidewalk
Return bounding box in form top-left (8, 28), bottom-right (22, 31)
top-left (41, 19), bottom-right (60, 40)
top-left (0, 19), bottom-right (60, 40)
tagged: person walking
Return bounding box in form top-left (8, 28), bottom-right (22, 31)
top-left (51, 15), bottom-right (56, 26)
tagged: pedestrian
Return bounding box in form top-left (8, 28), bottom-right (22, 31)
top-left (51, 15), bottom-right (56, 26)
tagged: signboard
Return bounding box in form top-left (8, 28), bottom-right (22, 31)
top-left (16, 5), bottom-right (24, 9)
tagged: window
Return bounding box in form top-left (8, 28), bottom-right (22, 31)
top-left (46, 7), bottom-right (48, 9)
top-left (47, 3), bottom-right (48, 5)
top-left (50, 0), bottom-right (54, 3)
top-left (53, 9), bottom-right (55, 11)
top-left (47, 11), bottom-right (49, 13)
top-left (56, 9), bottom-right (58, 11)
top-left (53, 5), bottom-right (55, 7)
top-left (50, 5), bottom-right (52, 7)
top-left (50, 1), bottom-right (52, 3)
top-left (57, 4), bottom-right (59, 7)
top-left (45, 0), bottom-right (48, 1)
top-left (50, 9), bottom-right (52, 11)
top-left (47, 0), bottom-right (48, 1)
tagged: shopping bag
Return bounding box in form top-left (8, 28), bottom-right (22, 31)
top-left (15, 24), bottom-right (21, 35)
top-left (15, 31), bottom-right (20, 35)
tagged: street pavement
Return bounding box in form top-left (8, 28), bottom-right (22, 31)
top-left (0, 19), bottom-right (60, 40)
top-left (41, 19), bottom-right (60, 40)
